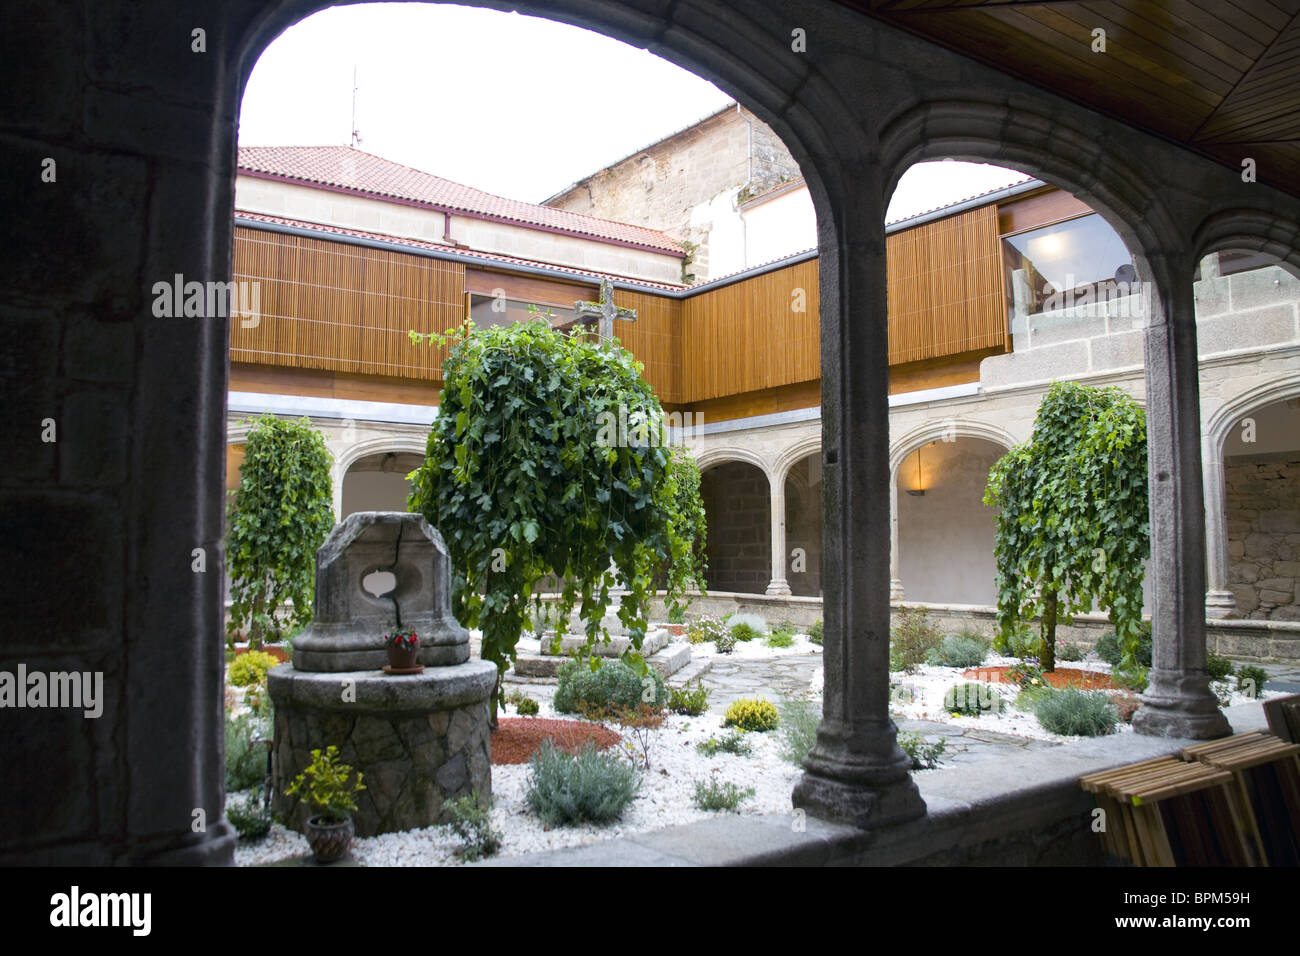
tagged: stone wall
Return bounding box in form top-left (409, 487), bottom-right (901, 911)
top-left (1225, 451), bottom-right (1300, 620)
top-left (701, 461), bottom-right (771, 594)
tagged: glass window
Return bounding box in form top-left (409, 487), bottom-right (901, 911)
top-left (467, 293), bottom-right (589, 336)
top-left (1002, 212), bottom-right (1133, 314)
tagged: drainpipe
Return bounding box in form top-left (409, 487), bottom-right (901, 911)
top-left (734, 103), bottom-right (754, 269)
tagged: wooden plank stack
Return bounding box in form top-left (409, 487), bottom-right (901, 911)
top-left (1080, 731), bottom-right (1300, 866)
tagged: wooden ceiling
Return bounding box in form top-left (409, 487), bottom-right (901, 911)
top-left (838, 0), bottom-right (1300, 198)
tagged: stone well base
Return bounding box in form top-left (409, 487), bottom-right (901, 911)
top-left (268, 660), bottom-right (497, 837)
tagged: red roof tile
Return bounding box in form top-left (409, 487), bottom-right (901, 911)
top-left (233, 211), bottom-right (688, 293)
top-left (237, 146), bottom-right (686, 256)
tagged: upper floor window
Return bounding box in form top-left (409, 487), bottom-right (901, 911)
top-left (1002, 212), bottom-right (1133, 315)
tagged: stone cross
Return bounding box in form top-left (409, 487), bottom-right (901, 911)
top-left (573, 278), bottom-right (636, 345)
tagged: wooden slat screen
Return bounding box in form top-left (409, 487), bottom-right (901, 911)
top-left (680, 259), bottom-right (821, 403)
top-left (231, 226), bottom-right (464, 380)
top-left (611, 288), bottom-right (682, 405)
top-left (886, 203), bottom-right (1008, 365)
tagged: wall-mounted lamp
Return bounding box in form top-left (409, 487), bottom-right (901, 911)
top-left (906, 446), bottom-right (926, 497)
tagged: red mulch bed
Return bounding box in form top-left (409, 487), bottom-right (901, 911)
top-left (962, 664), bottom-right (1121, 691)
top-left (491, 718), bottom-right (621, 765)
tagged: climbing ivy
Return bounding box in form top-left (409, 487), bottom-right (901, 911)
top-left (407, 321), bottom-right (704, 709)
top-left (983, 382), bottom-right (1149, 672)
top-left (226, 414), bottom-right (335, 649)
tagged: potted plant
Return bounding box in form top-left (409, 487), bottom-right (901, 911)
top-left (383, 626), bottom-right (421, 671)
top-left (285, 745), bottom-right (366, 863)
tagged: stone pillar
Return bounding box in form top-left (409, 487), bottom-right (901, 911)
top-left (792, 184), bottom-right (926, 828)
top-left (331, 460), bottom-right (346, 522)
top-left (889, 471), bottom-right (904, 601)
top-left (766, 470), bottom-right (792, 595)
top-left (1133, 267), bottom-right (1232, 739)
top-left (1202, 437), bottom-right (1237, 619)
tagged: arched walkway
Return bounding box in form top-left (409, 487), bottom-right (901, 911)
top-left (699, 459), bottom-right (772, 595)
top-left (340, 450), bottom-right (424, 518)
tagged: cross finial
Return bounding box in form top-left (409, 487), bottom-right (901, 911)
top-left (573, 279), bottom-right (636, 346)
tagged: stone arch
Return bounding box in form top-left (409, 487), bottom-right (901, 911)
top-left (772, 435), bottom-right (822, 488)
top-left (890, 419), bottom-right (1016, 478)
top-left (696, 445), bottom-right (774, 481)
top-left (1192, 208), bottom-right (1300, 280)
top-left (698, 456), bottom-right (774, 595)
top-left (780, 446), bottom-right (825, 597)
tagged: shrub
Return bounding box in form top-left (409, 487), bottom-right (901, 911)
top-left (994, 619), bottom-right (1041, 659)
top-left (765, 626), bottom-right (796, 648)
top-left (515, 696), bottom-right (539, 716)
top-left (692, 775), bottom-right (755, 812)
top-left (554, 658), bottom-right (667, 716)
top-left (1095, 622), bottom-right (1153, 667)
top-left (1003, 661), bottom-right (1047, 689)
top-left (1057, 642), bottom-right (1085, 662)
top-left (1111, 664), bottom-right (1149, 693)
top-left (226, 794), bottom-right (272, 840)
top-left (686, 615), bottom-right (728, 645)
top-left (228, 650), bottom-right (280, 688)
top-left (669, 680), bottom-right (710, 716)
top-left (930, 633), bottom-right (990, 668)
top-left (943, 682), bottom-right (1001, 716)
top-left (776, 696), bottom-right (819, 765)
top-left (285, 745), bottom-right (366, 823)
top-left (445, 792), bottom-right (502, 861)
top-left (807, 620), bottom-right (823, 645)
top-left (722, 697), bottom-right (779, 732)
top-left (726, 612), bottom-right (768, 635)
top-left (890, 607), bottom-right (944, 672)
top-left (1206, 652), bottom-right (1235, 682)
top-left (696, 732), bottom-right (752, 757)
top-left (730, 622), bottom-right (759, 643)
top-left (1236, 664), bottom-right (1268, 699)
top-left (1034, 688), bottom-right (1119, 736)
top-left (225, 713), bottom-right (267, 793)
top-left (714, 630), bottom-right (737, 655)
top-left (525, 740), bottom-right (640, 826)
top-left (897, 731), bottom-right (946, 771)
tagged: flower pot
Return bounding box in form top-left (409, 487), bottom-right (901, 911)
top-left (304, 815), bottom-right (354, 863)
top-left (386, 639), bottom-right (421, 670)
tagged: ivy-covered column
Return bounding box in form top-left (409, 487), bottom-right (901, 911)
top-left (792, 180), bottom-right (926, 828)
top-left (1133, 263), bottom-right (1231, 739)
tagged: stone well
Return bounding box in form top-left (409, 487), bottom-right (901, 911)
top-left (269, 512), bottom-right (497, 837)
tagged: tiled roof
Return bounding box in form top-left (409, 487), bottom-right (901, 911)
top-left (237, 146), bottom-right (686, 256)
top-left (233, 211), bottom-right (688, 293)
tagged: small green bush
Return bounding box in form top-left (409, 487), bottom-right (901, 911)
top-left (726, 612), bottom-right (768, 635)
top-left (807, 620), bottom-right (823, 645)
top-left (669, 680), bottom-right (710, 716)
top-left (943, 682), bottom-right (1001, 716)
top-left (1057, 642), bottom-right (1085, 662)
top-left (1003, 661), bottom-right (1047, 689)
top-left (696, 732), bottom-right (752, 757)
top-left (730, 622), bottom-right (759, 643)
top-left (225, 713), bottom-right (267, 792)
top-left (1034, 688), bottom-right (1119, 736)
top-left (1236, 664), bottom-right (1268, 699)
top-left (525, 740), bottom-right (641, 826)
top-left (226, 794), bottom-right (272, 840)
top-left (776, 696), bottom-right (819, 765)
top-left (515, 696), bottom-right (539, 716)
top-left (722, 697), bottom-right (780, 732)
top-left (1111, 664), bottom-right (1149, 693)
top-left (686, 615), bottom-right (728, 645)
top-left (1095, 622), bottom-right (1153, 667)
top-left (897, 731), bottom-right (946, 771)
top-left (714, 630), bottom-right (737, 655)
top-left (890, 607), bottom-right (944, 672)
top-left (994, 619), bottom-right (1041, 659)
top-left (930, 633), bottom-right (990, 668)
top-left (445, 792), bottom-right (502, 861)
top-left (1206, 652), bottom-right (1235, 682)
top-left (692, 775), bottom-right (754, 812)
top-left (228, 650), bottom-right (280, 688)
top-left (553, 658), bottom-right (667, 716)
top-left (765, 626), bottom-right (796, 648)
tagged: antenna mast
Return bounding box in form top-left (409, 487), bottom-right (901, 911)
top-left (350, 65), bottom-right (361, 147)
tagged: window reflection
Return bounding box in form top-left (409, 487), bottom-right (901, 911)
top-left (1002, 213), bottom-right (1133, 315)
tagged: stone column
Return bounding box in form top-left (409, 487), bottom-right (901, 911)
top-left (792, 184), bottom-right (926, 828)
top-left (889, 470), bottom-right (904, 601)
top-left (331, 460), bottom-right (346, 522)
top-left (1202, 437), bottom-right (1237, 618)
top-left (1133, 265), bottom-right (1232, 739)
top-left (766, 470), bottom-right (792, 595)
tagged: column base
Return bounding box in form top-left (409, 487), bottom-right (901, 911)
top-left (1132, 669), bottom-right (1232, 740)
top-left (792, 720), bottom-right (926, 829)
top-left (141, 820), bottom-right (239, 865)
top-left (1204, 590), bottom-right (1237, 620)
top-left (765, 579), bottom-right (792, 596)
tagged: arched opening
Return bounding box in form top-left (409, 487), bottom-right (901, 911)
top-left (895, 437), bottom-right (1005, 606)
top-left (784, 452), bottom-right (823, 597)
top-left (699, 460), bottom-right (772, 595)
top-left (340, 451), bottom-right (423, 517)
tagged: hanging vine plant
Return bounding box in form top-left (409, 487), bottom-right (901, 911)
top-left (408, 320), bottom-right (704, 710)
top-left (983, 381), bottom-right (1149, 672)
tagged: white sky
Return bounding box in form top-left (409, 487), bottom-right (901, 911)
top-left (239, 3), bottom-right (1032, 216)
